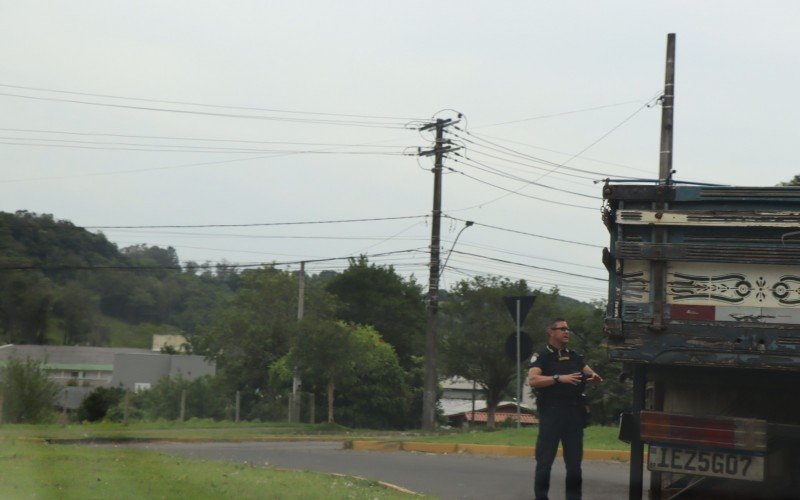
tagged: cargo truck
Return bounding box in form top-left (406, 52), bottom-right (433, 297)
top-left (603, 182), bottom-right (800, 499)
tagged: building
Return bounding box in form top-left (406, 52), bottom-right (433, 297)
top-left (0, 344), bottom-right (216, 409)
top-left (439, 376), bottom-right (537, 427)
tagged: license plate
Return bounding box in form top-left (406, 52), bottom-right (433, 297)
top-left (648, 445), bottom-right (764, 482)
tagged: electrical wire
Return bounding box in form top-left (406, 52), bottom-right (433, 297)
top-left (452, 153), bottom-right (600, 199)
top-left (0, 91), bottom-right (411, 129)
top-left (84, 214), bottom-right (428, 230)
top-left (0, 128), bottom-right (415, 148)
top-left (443, 164), bottom-right (599, 210)
top-left (443, 215), bottom-right (604, 249)
top-left (0, 83), bottom-right (427, 121)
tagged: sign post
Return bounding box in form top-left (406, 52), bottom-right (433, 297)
top-left (503, 295), bottom-right (536, 429)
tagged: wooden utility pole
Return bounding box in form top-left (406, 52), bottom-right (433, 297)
top-left (632, 33), bottom-right (677, 500)
top-left (235, 390), bottom-right (241, 423)
top-left (420, 118), bottom-right (458, 431)
top-left (659, 33), bottom-right (676, 183)
top-left (292, 261), bottom-right (305, 422)
top-left (179, 389), bottom-right (186, 422)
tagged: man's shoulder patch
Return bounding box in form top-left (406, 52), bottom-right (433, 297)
top-left (529, 352), bottom-right (539, 364)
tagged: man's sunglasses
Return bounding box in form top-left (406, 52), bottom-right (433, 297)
top-left (549, 326), bottom-right (570, 332)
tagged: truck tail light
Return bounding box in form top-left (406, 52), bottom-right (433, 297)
top-left (640, 411), bottom-right (767, 452)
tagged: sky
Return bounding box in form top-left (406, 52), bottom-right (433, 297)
top-left (2, 1), bottom-right (799, 303)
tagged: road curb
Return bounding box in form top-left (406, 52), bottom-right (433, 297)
top-left (349, 440), bottom-right (631, 461)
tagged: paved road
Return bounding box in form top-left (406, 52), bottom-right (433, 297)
top-left (118, 441), bottom-right (648, 499)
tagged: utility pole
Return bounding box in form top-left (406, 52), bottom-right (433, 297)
top-left (292, 261), bottom-right (305, 422)
top-left (658, 33), bottom-right (676, 184)
top-left (419, 117), bottom-right (458, 431)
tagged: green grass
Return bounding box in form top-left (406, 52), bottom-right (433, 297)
top-left (1, 420), bottom-right (627, 450)
top-left (0, 419), bottom-right (375, 442)
top-left (0, 441), bottom-right (421, 499)
top-left (403, 425), bottom-right (627, 450)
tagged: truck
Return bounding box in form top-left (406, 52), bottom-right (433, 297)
top-left (603, 181), bottom-right (800, 499)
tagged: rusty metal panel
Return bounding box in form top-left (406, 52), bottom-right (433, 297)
top-left (615, 241), bottom-right (800, 265)
top-left (602, 184), bottom-right (676, 202)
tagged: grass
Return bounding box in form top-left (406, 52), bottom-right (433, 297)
top-left (401, 426), bottom-right (627, 450)
top-left (0, 420), bottom-right (626, 450)
top-left (0, 419), bottom-right (377, 442)
top-left (0, 441), bottom-right (422, 499)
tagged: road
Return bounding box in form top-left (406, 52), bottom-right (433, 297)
top-left (118, 441), bottom-right (648, 499)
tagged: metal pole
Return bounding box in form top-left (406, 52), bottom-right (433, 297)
top-left (516, 299), bottom-right (521, 429)
top-left (629, 364), bottom-right (647, 500)
top-left (422, 119), bottom-right (445, 431)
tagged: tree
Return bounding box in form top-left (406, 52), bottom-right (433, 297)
top-left (779, 175), bottom-right (800, 186)
top-left (54, 281), bottom-right (96, 344)
top-left (77, 386), bottom-right (125, 422)
top-left (440, 276), bottom-right (532, 428)
top-left (190, 267), bottom-right (335, 414)
top-left (325, 256), bottom-right (425, 368)
top-left (0, 271), bottom-right (53, 344)
top-left (0, 358), bottom-right (59, 423)
top-left (284, 320), bottom-right (407, 427)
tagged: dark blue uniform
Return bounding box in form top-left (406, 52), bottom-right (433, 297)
top-left (529, 344), bottom-right (587, 500)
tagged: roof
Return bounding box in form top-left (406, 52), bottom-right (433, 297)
top-left (439, 398), bottom-right (534, 417)
top-left (0, 344), bottom-right (152, 369)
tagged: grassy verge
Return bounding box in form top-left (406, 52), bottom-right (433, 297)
top-left (0, 420), bottom-right (625, 450)
top-left (401, 426), bottom-right (626, 450)
top-left (0, 441), bottom-right (421, 499)
top-left (0, 419), bottom-right (371, 442)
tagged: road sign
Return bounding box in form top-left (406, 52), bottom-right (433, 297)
top-left (503, 295), bottom-right (536, 324)
top-left (505, 331), bottom-right (534, 362)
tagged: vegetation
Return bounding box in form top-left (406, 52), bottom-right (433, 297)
top-left (0, 441), bottom-right (419, 499)
top-left (0, 359), bottom-right (60, 424)
top-left (0, 209), bottom-right (630, 429)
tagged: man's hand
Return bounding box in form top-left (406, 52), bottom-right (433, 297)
top-left (559, 372), bottom-right (584, 385)
top-left (585, 372), bottom-right (603, 383)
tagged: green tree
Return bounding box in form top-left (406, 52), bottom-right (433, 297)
top-left (0, 271), bottom-right (53, 344)
top-left (77, 386), bottom-right (125, 422)
top-left (325, 256), bottom-right (425, 368)
top-left (779, 175), bottom-right (800, 186)
top-left (0, 358), bottom-right (59, 423)
top-left (440, 276), bottom-right (532, 428)
top-left (54, 281), bottom-right (96, 344)
top-left (284, 321), bottom-right (407, 427)
top-left (191, 267), bottom-right (335, 414)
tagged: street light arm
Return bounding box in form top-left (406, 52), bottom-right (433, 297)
top-left (440, 220), bottom-right (473, 278)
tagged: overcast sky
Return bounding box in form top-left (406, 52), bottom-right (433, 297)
top-left (2, 2), bottom-right (799, 302)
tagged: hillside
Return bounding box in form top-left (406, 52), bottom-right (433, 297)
top-left (0, 210), bottom-right (234, 347)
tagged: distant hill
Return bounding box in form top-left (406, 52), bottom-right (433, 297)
top-left (0, 210), bottom-right (234, 347)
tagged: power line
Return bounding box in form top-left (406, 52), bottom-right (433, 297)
top-left (472, 99), bottom-right (649, 128)
top-left (84, 214), bottom-right (428, 229)
top-left (443, 164), bottom-right (599, 210)
top-left (0, 83), bottom-right (426, 122)
top-left (0, 247), bottom-right (428, 272)
top-left (452, 153), bottom-right (600, 199)
top-left (450, 129), bottom-right (633, 179)
top-left (0, 139), bottom-right (413, 155)
top-left (443, 215), bottom-right (603, 249)
top-left (467, 131), bottom-right (652, 174)
top-left (0, 91), bottom-right (411, 129)
top-left (448, 249), bottom-right (606, 282)
top-left (0, 126), bottom-right (412, 148)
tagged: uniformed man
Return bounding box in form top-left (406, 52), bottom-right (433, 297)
top-left (528, 318), bottom-right (602, 500)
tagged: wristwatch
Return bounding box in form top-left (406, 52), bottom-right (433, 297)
top-left (553, 374), bottom-right (560, 383)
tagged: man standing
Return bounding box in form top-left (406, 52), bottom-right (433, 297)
top-left (528, 318), bottom-right (602, 500)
